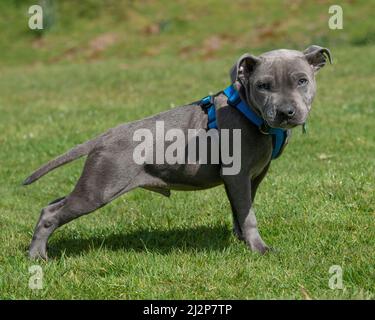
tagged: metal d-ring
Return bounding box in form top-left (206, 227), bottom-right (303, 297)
top-left (259, 123), bottom-right (271, 135)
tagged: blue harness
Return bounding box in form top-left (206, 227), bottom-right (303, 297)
top-left (200, 85), bottom-right (289, 159)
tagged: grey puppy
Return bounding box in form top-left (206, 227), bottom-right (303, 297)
top-left (24, 45), bottom-right (331, 260)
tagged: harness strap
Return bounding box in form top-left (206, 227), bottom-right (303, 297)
top-left (200, 85), bottom-right (289, 159)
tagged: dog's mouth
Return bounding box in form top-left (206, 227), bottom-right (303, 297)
top-left (261, 105), bottom-right (307, 129)
top-left (265, 119), bottom-right (301, 129)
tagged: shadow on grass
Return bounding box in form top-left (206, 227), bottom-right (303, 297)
top-left (48, 225), bottom-right (231, 258)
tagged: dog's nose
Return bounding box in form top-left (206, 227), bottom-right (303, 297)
top-left (280, 107), bottom-right (295, 119)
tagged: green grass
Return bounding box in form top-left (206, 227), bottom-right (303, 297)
top-left (0, 0), bottom-right (374, 299)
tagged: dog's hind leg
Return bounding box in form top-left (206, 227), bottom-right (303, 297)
top-left (29, 197), bottom-right (68, 260)
top-left (29, 149), bottom-right (142, 260)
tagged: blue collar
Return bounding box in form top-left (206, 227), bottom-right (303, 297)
top-left (200, 85), bottom-right (289, 159)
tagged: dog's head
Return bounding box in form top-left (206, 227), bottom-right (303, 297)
top-left (230, 45), bottom-right (332, 129)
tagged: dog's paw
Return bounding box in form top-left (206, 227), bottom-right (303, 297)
top-left (248, 237), bottom-right (270, 255)
top-left (29, 243), bottom-right (48, 261)
top-left (232, 226), bottom-right (244, 241)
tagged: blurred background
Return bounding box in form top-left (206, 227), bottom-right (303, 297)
top-left (0, 0), bottom-right (374, 67)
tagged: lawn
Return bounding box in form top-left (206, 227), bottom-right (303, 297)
top-left (0, 0), bottom-right (374, 299)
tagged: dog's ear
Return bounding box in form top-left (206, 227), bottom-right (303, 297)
top-left (230, 53), bottom-right (261, 88)
top-left (303, 45), bottom-right (332, 72)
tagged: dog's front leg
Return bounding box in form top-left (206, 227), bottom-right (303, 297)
top-left (223, 175), bottom-right (269, 254)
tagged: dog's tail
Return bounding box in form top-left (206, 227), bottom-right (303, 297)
top-left (23, 139), bottom-right (97, 186)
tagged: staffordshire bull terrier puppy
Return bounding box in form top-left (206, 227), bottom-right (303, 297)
top-left (24, 45), bottom-right (331, 259)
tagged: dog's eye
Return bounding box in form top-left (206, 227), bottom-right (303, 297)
top-left (298, 78), bottom-right (308, 86)
top-left (256, 82), bottom-right (271, 91)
